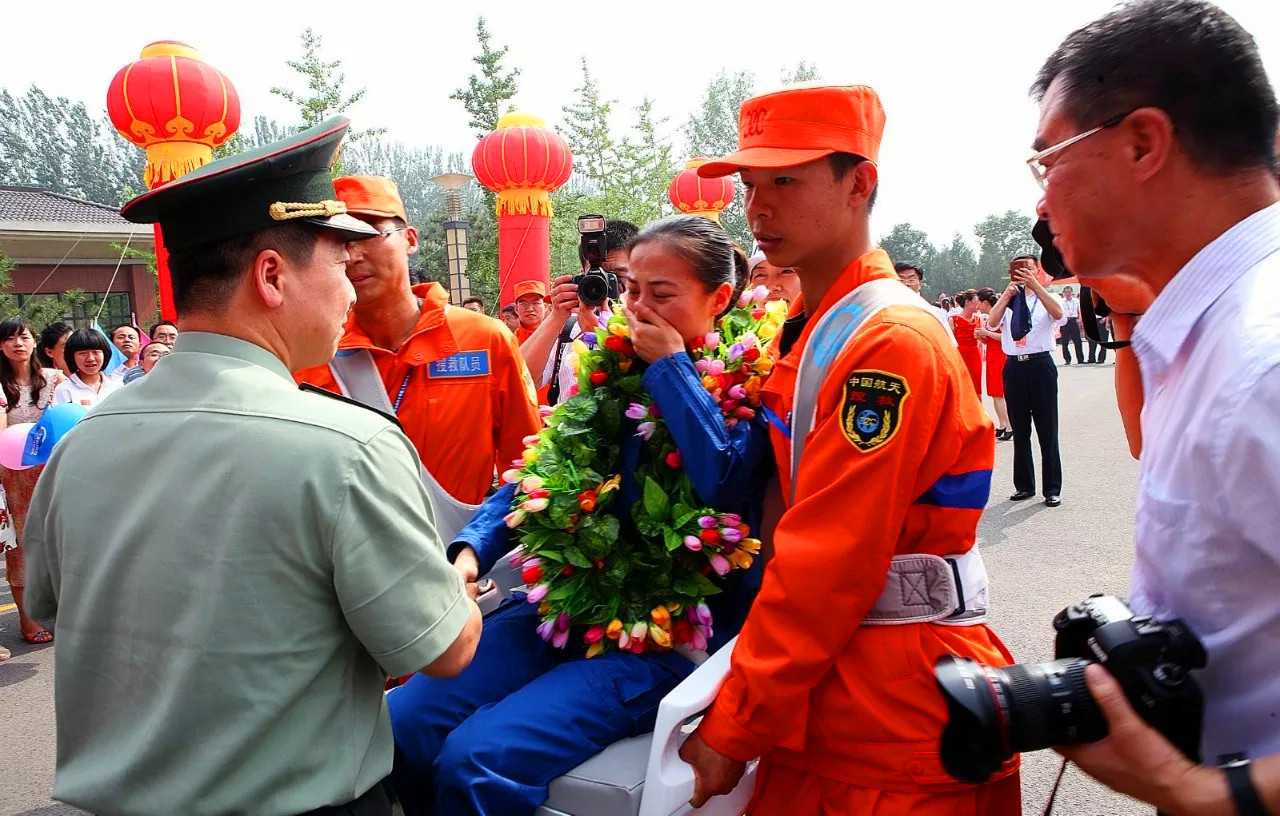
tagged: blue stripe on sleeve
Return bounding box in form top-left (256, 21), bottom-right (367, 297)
top-left (914, 469), bottom-right (992, 510)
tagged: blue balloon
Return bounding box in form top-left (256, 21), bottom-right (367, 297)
top-left (23, 402), bottom-right (89, 466)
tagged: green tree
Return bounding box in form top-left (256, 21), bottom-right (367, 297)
top-left (611, 98), bottom-right (676, 226)
top-left (447, 17), bottom-right (524, 305)
top-left (973, 210), bottom-right (1038, 289)
top-left (0, 85), bottom-right (142, 206)
top-left (930, 233), bottom-right (980, 298)
top-left (686, 70), bottom-right (756, 249)
top-left (560, 59), bottom-right (618, 199)
top-left (270, 28), bottom-right (386, 158)
top-left (878, 222), bottom-right (936, 269)
top-left (781, 61), bottom-right (821, 84)
top-left (451, 16), bottom-right (521, 140)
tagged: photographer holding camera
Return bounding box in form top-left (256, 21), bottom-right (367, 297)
top-left (519, 217), bottom-right (637, 405)
top-left (1024, 1), bottom-right (1280, 812)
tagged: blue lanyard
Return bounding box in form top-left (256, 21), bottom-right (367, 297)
top-left (393, 372), bottom-right (412, 414)
top-left (761, 404), bottom-right (790, 439)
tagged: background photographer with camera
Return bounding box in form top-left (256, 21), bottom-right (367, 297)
top-left (518, 217), bottom-right (637, 405)
top-left (1025, 1), bottom-right (1280, 813)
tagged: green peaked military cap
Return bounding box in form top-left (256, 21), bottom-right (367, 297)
top-left (121, 116), bottom-right (379, 251)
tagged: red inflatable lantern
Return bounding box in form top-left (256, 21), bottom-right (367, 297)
top-left (107, 41), bottom-right (240, 188)
top-left (472, 112), bottom-right (573, 305)
top-left (669, 158), bottom-right (735, 222)
top-left (107, 41), bottom-right (241, 321)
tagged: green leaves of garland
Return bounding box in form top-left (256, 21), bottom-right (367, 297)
top-left (503, 311), bottom-right (774, 657)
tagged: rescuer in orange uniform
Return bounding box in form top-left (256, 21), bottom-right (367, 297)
top-left (295, 176), bottom-right (540, 507)
top-left (678, 85), bottom-right (1021, 815)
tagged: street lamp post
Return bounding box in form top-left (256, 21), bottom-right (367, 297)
top-left (430, 173), bottom-right (474, 305)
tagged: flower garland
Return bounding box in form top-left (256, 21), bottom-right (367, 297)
top-left (501, 286), bottom-right (788, 657)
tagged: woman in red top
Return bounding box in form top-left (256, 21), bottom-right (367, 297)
top-left (976, 288), bottom-right (1012, 440)
top-left (950, 290), bottom-right (984, 398)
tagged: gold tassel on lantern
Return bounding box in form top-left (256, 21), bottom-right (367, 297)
top-left (143, 141), bottom-right (214, 188)
top-left (496, 188), bottom-right (555, 218)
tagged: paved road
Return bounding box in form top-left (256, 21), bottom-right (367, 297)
top-left (1, 358), bottom-right (1150, 815)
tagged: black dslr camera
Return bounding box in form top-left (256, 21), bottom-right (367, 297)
top-left (934, 594), bottom-right (1206, 784)
top-left (574, 214), bottom-right (620, 308)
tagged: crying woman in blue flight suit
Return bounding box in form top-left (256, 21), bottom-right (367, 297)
top-left (386, 215), bottom-right (773, 816)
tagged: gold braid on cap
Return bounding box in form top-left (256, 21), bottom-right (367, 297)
top-left (268, 200), bottom-right (347, 220)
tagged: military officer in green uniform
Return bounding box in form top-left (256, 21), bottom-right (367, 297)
top-left (23, 118), bottom-right (482, 816)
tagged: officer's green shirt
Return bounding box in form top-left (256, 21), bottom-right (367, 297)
top-left (24, 332), bottom-right (469, 816)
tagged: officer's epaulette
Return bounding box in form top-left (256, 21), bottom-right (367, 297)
top-left (298, 383), bottom-right (404, 432)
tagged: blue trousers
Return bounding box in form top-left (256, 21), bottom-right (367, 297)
top-left (387, 599), bottom-right (695, 816)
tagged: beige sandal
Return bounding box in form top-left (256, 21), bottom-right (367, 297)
top-left (0, 645), bottom-right (10, 661)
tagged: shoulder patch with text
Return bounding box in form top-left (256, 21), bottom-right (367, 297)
top-left (839, 370), bottom-right (910, 453)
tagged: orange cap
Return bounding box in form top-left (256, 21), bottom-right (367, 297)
top-left (513, 280), bottom-right (549, 302)
top-left (698, 84), bottom-right (886, 178)
top-left (333, 175), bottom-right (408, 222)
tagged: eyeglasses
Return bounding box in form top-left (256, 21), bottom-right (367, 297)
top-left (347, 226), bottom-right (406, 248)
top-left (514, 300), bottom-right (545, 311)
top-left (1027, 111), bottom-right (1133, 190)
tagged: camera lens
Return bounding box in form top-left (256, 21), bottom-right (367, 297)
top-left (577, 273), bottom-right (608, 307)
top-left (935, 655), bottom-right (1105, 784)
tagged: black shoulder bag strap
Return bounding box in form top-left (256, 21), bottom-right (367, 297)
top-left (546, 314), bottom-right (579, 406)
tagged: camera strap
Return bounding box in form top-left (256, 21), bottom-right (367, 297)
top-left (546, 315), bottom-right (579, 406)
top-left (1041, 759), bottom-right (1070, 816)
top-left (1079, 286), bottom-right (1133, 350)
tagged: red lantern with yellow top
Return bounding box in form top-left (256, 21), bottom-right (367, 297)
top-left (107, 41), bottom-right (241, 320)
top-left (669, 158), bottom-right (736, 222)
top-left (472, 112), bottom-right (573, 306)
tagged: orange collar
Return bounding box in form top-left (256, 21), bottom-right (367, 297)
top-left (788, 249), bottom-right (897, 357)
top-left (338, 282), bottom-right (460, 363)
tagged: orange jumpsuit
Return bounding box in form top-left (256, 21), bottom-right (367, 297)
top-left (698, 250), bottom-right (1020, 815)
top-left (296, 283), bottom-right (541, 504)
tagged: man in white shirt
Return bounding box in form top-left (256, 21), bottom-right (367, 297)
top-left (1029, 1), bottom-right (1280, 813)
top-left (1057, 286), bottom-right (1085, 364)
top-left (986, 255), bottom-right (1066, 506)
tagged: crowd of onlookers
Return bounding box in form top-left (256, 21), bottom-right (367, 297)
top-left (0, 317), bottom-right (176, 660)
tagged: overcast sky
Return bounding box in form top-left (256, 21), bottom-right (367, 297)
top-left (5, 0), bottom-right (1279, 247)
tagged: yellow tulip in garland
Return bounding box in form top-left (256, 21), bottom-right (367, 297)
top-left (501, 288), bottom-right (787, 657)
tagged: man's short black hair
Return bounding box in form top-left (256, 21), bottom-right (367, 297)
top-left (167, 223), bottom-right (320, 314)
top-left (578, 220), bottom-right (640, 264)
top-left (109, 323), bottom-right (139, 340)
top-left (462, 296), bottom-right (484, 308)
top-left (501, 303), bottom-right (516, 314)
top-left (149, 320), bottom-right (177, 339)
top-left (1012, 253), bottom-right (1040, 264)
top-left (893, 261), bottom-right (924, 282)
top-left (828, 153), bottom-right (879, 211)
top-left (1032, 0), bottom-right (1278, 174)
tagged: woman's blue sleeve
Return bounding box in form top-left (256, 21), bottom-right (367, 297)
top-left (448, 481), bottom-right (519, 576)
top-left (642, 352), bottom-right (771, 508)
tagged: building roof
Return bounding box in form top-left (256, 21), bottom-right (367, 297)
top-left (0, 186), bottom-right (127, 225)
